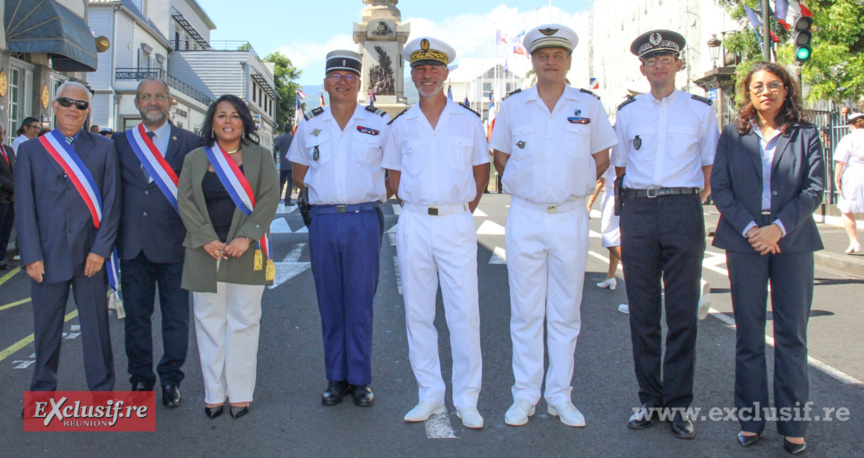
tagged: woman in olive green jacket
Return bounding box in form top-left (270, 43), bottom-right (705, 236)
top-left (177, 95), bottom-right (278, 420)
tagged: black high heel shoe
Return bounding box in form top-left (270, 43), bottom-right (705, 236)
top-left (205, 405), bottom-right (223, 419)
top-left (737, 432), bottom-right (763, 447)
top-left (783, 438), bottom-right (807, 455)
top-left (229, 405), bottom-right (249, 419)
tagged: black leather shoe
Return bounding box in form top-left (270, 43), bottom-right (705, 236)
top-left (670, 411), bottom-right (695, 439)
top-left (229, 405), bottom-right (249, 419)
top-left (627, 404), bottom-right (656, 430)
top-left (783, 438), bottom-right (807, 455)
top-left (131, 381), bottom-right (153, 391)
top-left (737, 432), bottom-right (763, 447)
top-left (161, 385), bottom-right (181, 408)
top-left (322, 380), bottom-right (351, 406)
top-left (205, 405), bottom-right (223, 419)
top-left (351, 385), bottom-right (374, 407)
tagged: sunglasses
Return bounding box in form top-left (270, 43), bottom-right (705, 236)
top-left (56, 97), bottom-right (89, 110)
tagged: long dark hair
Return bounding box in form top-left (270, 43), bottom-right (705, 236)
top-left (200, 94), bottom-right (259, 147)
top-left (736, 61), bottom-right (805, 135)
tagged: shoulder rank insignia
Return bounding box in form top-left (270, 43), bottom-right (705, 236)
top-left (580, 88), bottom-right (600, 100)
top-left (357, 126), bottom-right (380, 136)
top-left (365, 106), bottom-right (387, 117)
top-left (387, 108), bottom-right (410, 125)
top-left (458, 102), bottom-right (481, 117)
top-left (503, 89), bottom-right (522, 100)
top-left (617, 96), bottom-right (636, 111)
top-left (691, 94), bottom-right (713, 106)
top-left (304, 106), bottom-right (324, 121)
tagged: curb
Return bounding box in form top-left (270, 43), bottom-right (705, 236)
top-left (814, 252), bottom-right (864, 279)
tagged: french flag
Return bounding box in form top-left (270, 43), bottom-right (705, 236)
top-left (776, 0), bottom-right (813, 30)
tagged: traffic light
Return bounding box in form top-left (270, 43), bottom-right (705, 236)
top-left (794, 16), bottom-right (813, 63)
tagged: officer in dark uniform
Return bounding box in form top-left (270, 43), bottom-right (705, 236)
top-left (611, 30), bottom-right (719, 439)
top-left (274, 123), bottom-right (294, 205)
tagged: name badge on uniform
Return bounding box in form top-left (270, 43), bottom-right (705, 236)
top-left (517, 140), bottom-right (526, 149)
top-left (633, 135), bottom-right (642, 150)
top-left (567, 117), bottom-right (591, 124)
top-left (357, 126), bottom-right (380, 136)
top-left (313, 145), bottom-right (320, 161)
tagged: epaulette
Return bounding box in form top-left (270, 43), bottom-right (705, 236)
top-left (617, 95), bottom-right (636, 111)
top-left (580, 88), bottom-right (600, 100)
top-left (366, 105), bottom-right (386, 117)
top-left (458, 102), bottom-right (481, 117)
top-left (691, 94), bottom-right (713, 106)
top-left (304, 107), bottom-right (324, 121)
top-left (503, 89), bottom-right (522, 100)
top-left (387, 108), bottom-right (409, 125)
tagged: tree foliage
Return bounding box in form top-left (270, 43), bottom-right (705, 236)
top-left (720, 0), bottom-right (864, 107)
top-left (264, 52), bottom-right (303, 130)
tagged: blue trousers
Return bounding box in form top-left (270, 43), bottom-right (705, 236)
top-left (309, 205), bottom-right (382, 385)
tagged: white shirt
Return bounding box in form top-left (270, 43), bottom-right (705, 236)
top-left (834, 129), bottom-right (864, 171)
top-left (11, 134), bottom-right (29, 152)
top-left (382, 99), bottom-right (489, 206)
top-left (612, 90), bottom-right (719, 190)
top-left (288, 104), bottom-right (389, 205)
top-left (741, 124), bottom-right (787, 237)
top-left (489, 86), bottom-right (618, 204)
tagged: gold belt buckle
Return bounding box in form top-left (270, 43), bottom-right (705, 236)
top-left (547, 206), bottom-right (558, 214)
top-left (428, 207), bottom-right (439, 216)
top-left (337, 205), bottom-right (346, 213)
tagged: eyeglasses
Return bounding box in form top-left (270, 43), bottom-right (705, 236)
top-left (55, 97), bottom-right (89, 110)
top-left (138, 94), bottom-right (169, 102)
top-left (326, 73), bottom-right (357, 83)
top-left (749, 81), bottom-right (784, 94)
top-left (642, 56), bottom-right (676, 68)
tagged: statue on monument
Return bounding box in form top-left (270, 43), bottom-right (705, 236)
top-left (368, 46), bottom-right (396, 96)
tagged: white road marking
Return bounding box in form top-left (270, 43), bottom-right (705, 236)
top-left (489, 246), bottom-right (507, 264)
top-left (270, 217), bottom-right (292, 233)
top-left (589, 230), bottom-right (600, 238)
top-left (269, 243), bottom-right (311, 290)
top-left (425, 412), bottom-right (457, 439)
top-left (12, 360), bottom-right (36, 369)
top-left (590, 209), bottom-right (601, 218)
top-left (386, 223), bottom-right (398, 233)
top-left (70, 325), bottom-right (80, 332)
top-left (392, 204), bottom-right (401, 215)
top-left (276, 203), bottom-right (298, 214)
top-left (388, 233), bottom-right (396, 247)
top-left (393, 255), bottom-right (402, 295)
top-left (473, 209), bottom-right (488, 217)
top-left (477, 220), bottom-right (505, 235)
top-left (63, 332), bottom-right (80, 340)
top-left (295, 226), bottom-right (308, 233)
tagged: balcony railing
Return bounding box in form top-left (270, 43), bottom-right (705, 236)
top-left (175, 40), bottom-right (274, 81)
top-left (115, 68), bottom-right (213, 106)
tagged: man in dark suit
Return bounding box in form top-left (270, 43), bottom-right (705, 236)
top-left (275, 123), bottom-right (294, 205)
top-left (0, 124), bottom-right (16, 268)
top-left (113, 77), bottom-right (201, 407)
top-left (15, 81), bottom-right (120, 391)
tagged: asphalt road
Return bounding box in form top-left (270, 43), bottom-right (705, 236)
top-left (1, 194), bottom-right (862, 457)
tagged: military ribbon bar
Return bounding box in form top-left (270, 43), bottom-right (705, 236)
top-left (126, 124), bottom-right (180, 212)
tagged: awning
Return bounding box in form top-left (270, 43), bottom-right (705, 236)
top-left (4, 0), bottom-right (98, 72)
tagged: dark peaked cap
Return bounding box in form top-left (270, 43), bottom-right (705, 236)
top-left (630, 30), bottom-right (686, 59)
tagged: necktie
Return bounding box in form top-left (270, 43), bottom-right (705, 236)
top-left (142, 131), bottom-right (156, 182)
top-left (66, 137), bottom-right (75, 146)
top-left (0, 146), bottom-right (8, 166)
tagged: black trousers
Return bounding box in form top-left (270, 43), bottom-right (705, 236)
top-left (121, 252), bottom-right (189, 388)
top-left (727, 248), bottom-right (813, 437)
top-left (0, 202), bottom-right (13, 258)
top-left (31, 273), bottom-right (114, 391)
top-left (279, 170), bottom-right (294, 205)
top-left (620, 194), bottom-right (704, 408)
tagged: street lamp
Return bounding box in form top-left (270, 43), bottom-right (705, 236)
top-left (707, 34), bottom-right (722, 68)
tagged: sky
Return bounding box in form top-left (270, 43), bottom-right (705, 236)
top-left (196, 0), bottom-right (592, 86)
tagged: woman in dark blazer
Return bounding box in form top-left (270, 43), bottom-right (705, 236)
top-left (177, 94), bottom-right (279, 420)
top-left (711, 62), bottom-right (824, 455)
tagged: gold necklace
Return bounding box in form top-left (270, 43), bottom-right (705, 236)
top-left (225, 146), bottom-right (241, 154)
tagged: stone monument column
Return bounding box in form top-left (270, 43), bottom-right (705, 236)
top-left (353, 0), bottom-right (410, 118)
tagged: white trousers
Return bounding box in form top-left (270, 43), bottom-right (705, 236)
top-left (192, 282), bottom-right (265, 404)
top-left (506, 197), bottom-right (589, 406)
top-left (396, 208), bottom-right (482, 410)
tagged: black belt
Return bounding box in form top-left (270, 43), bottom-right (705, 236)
top-left (621, 187), bottom-right (700, 199)
top-left (311, 202), bottom-right (380, 215)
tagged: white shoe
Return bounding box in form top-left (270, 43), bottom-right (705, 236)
top-left (698, 279), bottom-right (711, 320)
top-left (504, 399), bottom-right (536, 426)
top-left (457, 407), bottom-right (484, 429)
top-left (846, 242), bottom-right (861, 254)
top-left (618, 303), bottom-right (629, 314)
top-left (404, 401), bottom-right (445, 422)
top-left (548, 402), bottom-right (586, 427)
top-left (596, 277), bottom-right (617, 290)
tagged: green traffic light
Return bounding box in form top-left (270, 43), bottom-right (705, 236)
top-left (796, 47), bottom-right (811, 60)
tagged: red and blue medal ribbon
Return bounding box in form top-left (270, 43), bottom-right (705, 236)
top-left (126, 124), bottom-right (179, 212)
top-left (40, 129), bottom-right (121, 294)
top-left (204, 143), bottom-right (271, 261)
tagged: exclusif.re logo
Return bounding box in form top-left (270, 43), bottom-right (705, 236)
top-left (24, 391), bottom-right (156, 432)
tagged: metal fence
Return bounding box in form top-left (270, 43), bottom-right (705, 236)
top-left (804, 109), bottom-right (849, 206)
top-left (115, 68), bottom-right (213, 106)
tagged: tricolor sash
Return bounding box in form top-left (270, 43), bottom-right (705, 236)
top-left (126, 124), bottom-right (179, 212)
top-left (0, 145), bottom-right (9, 166)
top-left (204, 143), bottom-right (274, 280)
top-left (40, 130), bottom-right (123, 316)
